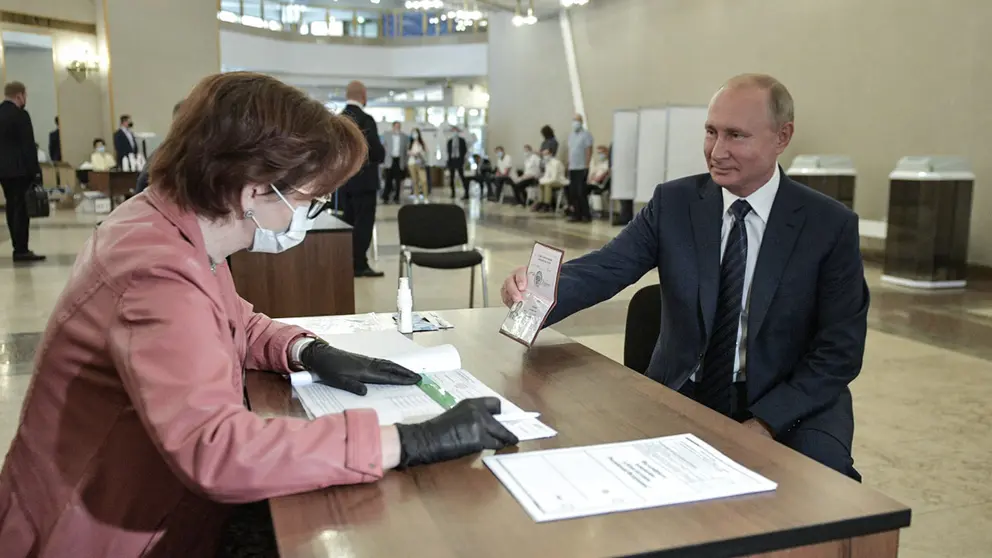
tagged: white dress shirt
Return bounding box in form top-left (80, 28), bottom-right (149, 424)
top-left (391, 134), bottom-right (401, 157)
top-left (496, 154), bottom-right (513, 175)
top-left (520, 153), bottom-right (542, 179)
top-left (693, 165), bottom-right (780, 383)
top-left (539, 158), bottom-right (566, 185)
top-left (120, 126), bottom-right (136, 149)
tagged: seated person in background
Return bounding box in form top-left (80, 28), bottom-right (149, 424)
top-left (470, 154), bottom-right (495, 199)
top-left (587, 144), bottom-right (611, 190)
top-left (492, 146), bottom-right (514, 201)
top-left (500, 73), bottom-right (867, 481)
top-left (511, 144), bottom-right (542, 206)
top-left (88, 138), bottom-right (116, 171)
top-left (534, 147), bottom-right (565, 212)
top-left (0, 72), bottom-right (518, 558)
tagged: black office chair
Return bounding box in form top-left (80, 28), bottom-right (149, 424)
top-left (623, 284), bottom-right (662, 374)
top-left (397, 204), bottom-right (489, 307)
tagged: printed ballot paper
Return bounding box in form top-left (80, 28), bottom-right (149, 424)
top-left (291, 330), bottom-right (557, 442)
top-left (484, 434), bottom-right (777, 522)
top-left (500, 242), bottom-right (565, 347)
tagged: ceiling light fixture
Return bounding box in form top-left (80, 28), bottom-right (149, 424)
top-left (560, 0), bottom-right (589, 6)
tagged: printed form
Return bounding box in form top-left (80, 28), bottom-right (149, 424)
top-left (484, 434), bottom-right (777, 522)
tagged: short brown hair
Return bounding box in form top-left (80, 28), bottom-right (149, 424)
top-left (4, 81), bottom-right (26, 97)
top-left (150, 72), bottom-right (365, 219)
top-left (723, 73), bottom-right (794, 128)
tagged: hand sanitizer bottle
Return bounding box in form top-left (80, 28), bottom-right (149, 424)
top-left (397, 277), bottom-right (414, 334)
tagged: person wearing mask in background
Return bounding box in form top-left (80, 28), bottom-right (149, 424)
top-left (340, 80), bottom-right (386, 278)
top-left (446, 126), bottom-right (468, 200)
top-left (539, 125), bottom-right (558, 158)
top-left (511, 144), bottom-right (542, 206)
top-left (0, 72), bottom-right (518, 558)
top-left (566, 114), bottom-right (594, 223)
top-left (114, 113), bottom-right (138, 169)
top-left (535, 147), bottom-right (566, 212)
top-left (382, 121), bottom-right (408, 204)
top-left (492, 146), bottom-right (514, 202)
top-left (88, 138), bottom-right (116, 171)
top-left (587, 144), bottom-right (611, 188)
top-left (0, 81), bottom-right (44, 262)
top-left (135, 101), bottom-right (184, 194)
top-left (408, 127), bottom-right (428, 201)
top-left (48, 116), bottom-right (61, 163)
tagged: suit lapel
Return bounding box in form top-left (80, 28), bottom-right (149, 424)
top-left (689, 180), bottom-right (724, 340)
top-left (748, 176), bottom-right (806, 337)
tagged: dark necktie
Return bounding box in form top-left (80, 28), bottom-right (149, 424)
top-left (697, 199), bottom-right (752, 416)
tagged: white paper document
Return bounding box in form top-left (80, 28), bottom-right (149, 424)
top-left (291, 331), bottom-right (557, 442)
top-left (276, 314), bottom-right (392, 337)
top-left (484, 434), bottom-right (777, 522)
top-left (500, 242), bottom-right (564, 346)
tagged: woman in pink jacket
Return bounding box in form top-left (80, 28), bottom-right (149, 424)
top-left (0, 72), bottom-right (516, 557)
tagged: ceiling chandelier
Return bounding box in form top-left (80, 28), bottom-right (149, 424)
top-left (512, 0), bottom-right (537, 26)
top-left (405, 0), bottom-right (445, 9)
top-left (560, 0), bottom-right (589, 6)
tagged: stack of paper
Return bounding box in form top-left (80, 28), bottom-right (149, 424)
top-left (292, 330), bottom-right (557, 442)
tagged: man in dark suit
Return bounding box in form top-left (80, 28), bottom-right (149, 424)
top-left (500, 74), bottom-right (868, 481)
top-left (48, 117), bottom-right (61, 162)
top-left (0, 82), bottom-right (45, 262)
top-left (113, 114), bottom-right (138, 169)
top-left (339, 81), bottom-right (386, 278)
top-left (446, 128), bottom-right (468, 199)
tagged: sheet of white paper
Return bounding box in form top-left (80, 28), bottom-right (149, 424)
top-left (275, 314), bottom-right (391, 336)
top-left (500, 417), bottom-right (558, 441)
top-left (484, 434), bottom-right (777, 522)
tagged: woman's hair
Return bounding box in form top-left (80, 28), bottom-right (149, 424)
top-left (93, 138), bottom-right (105, 148)
top-left (540, 125), bottom-right (554, 139)
top-left (411, 127), bottom-right (425, 149)
top-left (150, 72), bottom-right (366, 219)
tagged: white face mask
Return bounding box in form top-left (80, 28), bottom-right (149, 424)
top-left (246, 185), bottom-right (314, 253)
top-left (96, 145), bottom-right (106, 153)
top-left (572, 120), bottom-right (582, 131)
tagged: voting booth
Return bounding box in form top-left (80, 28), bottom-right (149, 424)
top-left (787, 155), bottom-right (857, 210)
top-left (882, 156), bottom-right (974, 289)
top-left (610, 106), bottom-right (709, 219)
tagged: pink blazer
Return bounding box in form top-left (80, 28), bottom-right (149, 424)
top-left (0, 190), bottom-right (382, 557)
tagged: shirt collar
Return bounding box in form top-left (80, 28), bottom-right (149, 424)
top-left (721, 165), bottom-right (780, 224)
top-left (345, 100), bottom-right (363, 109)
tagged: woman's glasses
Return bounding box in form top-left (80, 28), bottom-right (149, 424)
top-left (307, 196), bottom-right (332, 220)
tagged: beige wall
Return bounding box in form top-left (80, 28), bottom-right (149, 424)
top-left (490, 0), bottom-right (992, 264)
top-left (488, 13), bottom-right (573, 163)
top-left (0, 0), bottom-right (96, 24)
top-left (2, 45), bottom-right (58, 148)
top-left (103, 0), bottom-right (220, 144)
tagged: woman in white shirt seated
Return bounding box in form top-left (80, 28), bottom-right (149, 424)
top-left (492, 146), bottom-right (514, 202)
top-left (534, 148), bottom-right (566, 212)
top-left (511, 145), bottom-right (542, 206)
top-left (88, 138), bottom-right (116, 171)
top-left (587, 145), bottom-right (611, 190)
top-left (407, 128), bottom-right (428, 200)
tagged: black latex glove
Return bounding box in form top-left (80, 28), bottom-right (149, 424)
top-left (395, 397), bottom-right (519, 468)
top-left (300, 340), bottom-right (421, 395)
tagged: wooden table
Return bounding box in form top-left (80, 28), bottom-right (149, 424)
top-left (230, 211), bottom-right (354, 319)
top-left (246, 309), bottom-right (911, 558)
top-left (88, 170), bottom-right (139, 208)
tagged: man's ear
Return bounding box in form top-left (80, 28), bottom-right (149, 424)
top-left (776, 122), bottom-right (795, 154)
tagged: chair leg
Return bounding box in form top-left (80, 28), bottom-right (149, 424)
top-left (469, 266), bottom-right (476, 309)
top-left (480, 258), bottom-right (489, 307)
top-left (372, 225), bottom-right (379, 261)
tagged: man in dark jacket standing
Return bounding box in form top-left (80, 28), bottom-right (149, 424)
top-left (0, 82), bottom-right (45, 262)
top-left (340, 81), bottom-right (385, 277)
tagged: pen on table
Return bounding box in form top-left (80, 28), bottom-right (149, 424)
top-left (403, 411), bottom-right (541, 424)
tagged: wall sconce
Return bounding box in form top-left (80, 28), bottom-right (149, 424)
top-left (67, 58), bottom-right (100, 82)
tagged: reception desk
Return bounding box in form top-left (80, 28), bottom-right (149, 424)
top-left (787, 155), bottom-right (857, 210)
top-left (230, 212), bottom-right (354, 318)
top-left (88, 170), bottom-right (139, 208)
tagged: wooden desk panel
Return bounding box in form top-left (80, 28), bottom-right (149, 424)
top-left (88, 171), bottom-right (139, 207)
top-left (246, 309), bottom-right (910, 558)
top-left (230, 213), bottom-right (354, 319)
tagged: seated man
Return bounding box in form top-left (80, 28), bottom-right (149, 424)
top-left (534, 148), bottom-right (566, 213)
top-left (587, 144), bottom-right (611, 192)
top-left (500, 74), bottom-right (867, 481)
top-left (469, 154), bottom-right (495, 199)
top-left (492, 146), bottom-right (514, 201)
top-left (511, 145), bottom-right (542, 206)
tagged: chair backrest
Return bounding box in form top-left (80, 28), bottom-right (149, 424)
top-left (624, 284), bottom-right (662, 375)
top-left (397, 204), bottom-right (469, 249)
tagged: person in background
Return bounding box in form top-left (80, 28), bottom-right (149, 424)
top-left (36, 143), bottom-right (50, 164)
top-left (114, 114), bottom-right (138, 169)
top-left (135, 100), bottom-right (184, 194)
top-left (408, 127), bottom-right (428, 200)
top-left (381, 121), bottom-right (408, 204)
top-left (340, 80), bottom-right (386, 278)
top-left (0, 72), bottom-right (518, 558)
top-left (539, 125), bottom-right (558, 158)
top-left (566, 114), bottom-right (594, 223)
top-left (511, 144), bottom-right (542, 206)
top-left (469, 154), bottom-right (494, 199)
top-left (534, 147), bottom-right (565, 212)
top-left (88, 138), bottom-right (116, 171)
top-left (0, 81), bottom-right (44, 262)
top-left (48, 116), bottom-right (61, 163)
top-left (588, 144), bottom-right (611, 187)
top-left (492, 146), bottom-right (514, 202)
top-left (446, 126), bottom-right (468, 199)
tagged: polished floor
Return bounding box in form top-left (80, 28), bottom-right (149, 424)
top-left (2, 194), bottom-right (991, 557)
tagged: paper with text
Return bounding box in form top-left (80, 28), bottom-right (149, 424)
top-left (500, 242), bottom-right (564, 346)
top-left (484, 434), bottom-right (777, 522)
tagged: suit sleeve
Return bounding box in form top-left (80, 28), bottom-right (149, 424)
top-left (364, 115), bottom-right (385, 166)
top-left (749, 214), bottom-right (869, 436)
top-left (546, 191), bottom-right (660, 326)
top-left (113, 131), bottom-right (126, 163)
top-left (20, 110), bottom-right (39, 178)
top-left (109, 266), bottom-right (384, 503)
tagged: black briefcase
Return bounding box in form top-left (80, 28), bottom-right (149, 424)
top-left (26, 182), bottom-right (51, 218)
